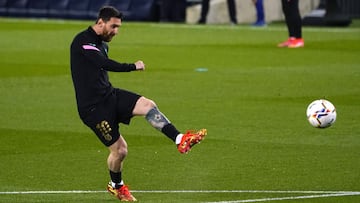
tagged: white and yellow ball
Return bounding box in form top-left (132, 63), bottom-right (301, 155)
top-left (306, 99), bottom-right (337, 128)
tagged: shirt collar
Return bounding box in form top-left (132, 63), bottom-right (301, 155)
top-left (87, 26), bottom-right (103, 44)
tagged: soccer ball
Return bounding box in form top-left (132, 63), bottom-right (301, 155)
top-left (306, 99), bottom-right (337, 128)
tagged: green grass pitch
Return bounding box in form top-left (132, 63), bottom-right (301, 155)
top-left (0, 18), bottom-right (359, 203)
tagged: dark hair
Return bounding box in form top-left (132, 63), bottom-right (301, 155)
top-left (96, 6), bottom-right (123, 23)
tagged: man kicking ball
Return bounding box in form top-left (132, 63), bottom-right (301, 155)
top-left (70, 6), bottom-right (206, 201)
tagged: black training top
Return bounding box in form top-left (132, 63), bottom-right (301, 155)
top-left (70, 26), bottom-right (136, 116)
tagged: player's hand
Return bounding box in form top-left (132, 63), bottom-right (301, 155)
top-left (134, 60), bottom-right (145, 71)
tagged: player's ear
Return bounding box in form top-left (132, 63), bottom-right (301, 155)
top-left (97, 18), bottom-right (105, 27)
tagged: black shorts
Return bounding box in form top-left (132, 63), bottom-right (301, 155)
top-left (80, 88), bottom-right (141, 147)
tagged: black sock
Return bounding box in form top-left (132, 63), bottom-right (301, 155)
top-left (109, 170), bottom-right (122, 189)
top-left (161, 124), bottom-right (181, 142)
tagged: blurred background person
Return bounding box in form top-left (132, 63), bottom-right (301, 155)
top-left (252, 0), bottom-right (266, 26)
top-left (198, 0), bottom-right (238, 25)
top-left (278, 0), bottom-right (304, 48)
top-left (160, 0), bottom-right (186, 22)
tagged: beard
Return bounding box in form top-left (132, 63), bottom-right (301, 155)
top-left (101, 33), bottom-right (115, 42)
top-left (101, 26), bottom-right (116, 42)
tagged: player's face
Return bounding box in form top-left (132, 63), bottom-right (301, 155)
top-left (101, 17), bottom-right (121, 42)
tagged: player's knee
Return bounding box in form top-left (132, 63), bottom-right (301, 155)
top-left (143, 97), bottom-right (157, 109)
top-left (118, 147), bottom-right (128, 158)
top-left (113, 146), bottom-right (127, 160)
top-left (133, 97), bottom-right (157, 115)
top-left (110, 140), bottom-right (128, 160)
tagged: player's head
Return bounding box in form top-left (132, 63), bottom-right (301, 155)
top-left (95, 6), bottom-right (123, 42)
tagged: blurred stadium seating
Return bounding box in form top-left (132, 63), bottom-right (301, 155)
top-left (0, 0), bottom-right (158, 21)
top-left (302, 0), bottom-right (357, 26)
top-left (0, 0), bottom-right (358, 23)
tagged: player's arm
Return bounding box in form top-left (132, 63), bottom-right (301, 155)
top-left (102, 58), bottom-right (137, 72)
top-left (105, 59), bottom-right (145, 71)
top-left (81, 43), bottom-right (139, 72)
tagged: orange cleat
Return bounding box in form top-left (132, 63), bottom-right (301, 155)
top-left (278, 37), bottom-right (304, 48)
top-left (277, 37), bottom-right (295, 47)
top-left (177, 129), bottom-right (207, 154)
top-left (107, 183), bottom-right (137, 202)
top-left (288, 38), bottom-right (304, 48)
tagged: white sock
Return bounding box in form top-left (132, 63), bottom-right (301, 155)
top-left (111, 180), bottom-right (124, 188)
top-left (175, 134), bottom-right (183, 145)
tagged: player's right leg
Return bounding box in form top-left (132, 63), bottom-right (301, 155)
top-left (107, 136), bottom-right (137, 201)
top-left (107, 183), bottom-right (137, 202)
top-left (80, 92), bottom-right (136, 201)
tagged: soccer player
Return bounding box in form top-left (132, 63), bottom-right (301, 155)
top-left (278, 0), bottom-right (304, 48)
top-left (70, 6), bottom-right (206, 202)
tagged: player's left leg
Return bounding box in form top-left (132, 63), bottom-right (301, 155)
top-left (133, 96), bottom-right (206, 153)
top-left (132, 96), bottom-right (180, 142)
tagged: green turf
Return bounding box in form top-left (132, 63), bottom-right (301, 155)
top-left (0, 18), bottom-right (359, 203)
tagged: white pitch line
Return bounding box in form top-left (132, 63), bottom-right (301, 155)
top-left (1, 190), bottom-right (359, 195)
top-left (204, 192), bottom-right (360, 203)
top-left (0, 190), bottom-right (106, 195)
top-left (133, 190), bottom-right (359, 194)
top-left (2, 190), bottom-right (360, 203)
